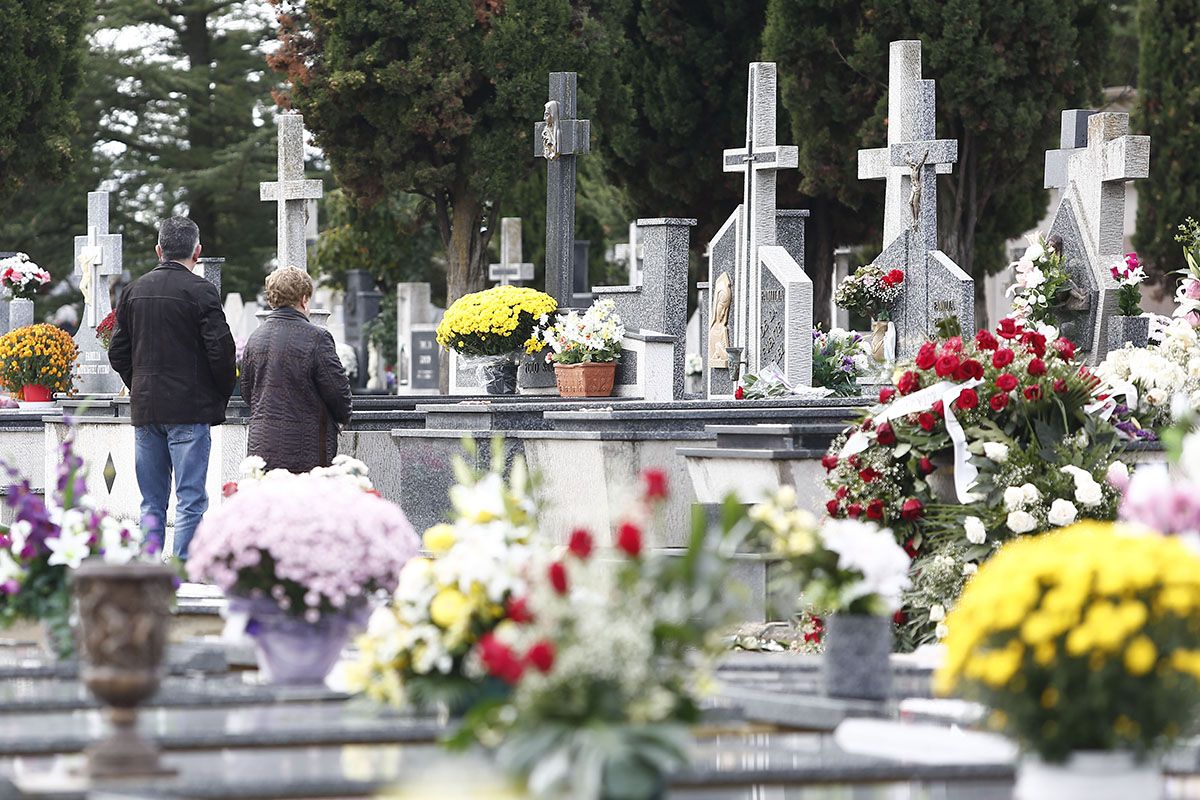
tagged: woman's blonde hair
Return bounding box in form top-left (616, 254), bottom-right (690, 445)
top-left (265, 266), bottom-right (314, 310)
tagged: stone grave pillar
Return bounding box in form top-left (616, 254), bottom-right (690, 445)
top-left (488, 217), bottom-right (534, 287)
top-left (198, 257), bottom-right (223, 295)
top-left (72, 192), bottom-right (125, 395)
top-left (572, 240), bottom-right (593, 307)
top-left (396, 282), bottom-right (443, 395)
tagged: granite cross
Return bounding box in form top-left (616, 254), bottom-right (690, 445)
top-left (534, 73), bottom-right (590, 308)
top-left (260, 114), bottom-right (323, 271)
top-left (1044, 110), bottom-right (1096, 191)
top-left (722, 62), bottom-right (798, 374)
top-left (488, 217), bottom-right (534, 286)
top-left (73, 192), bottom-right (123, 329)
top-left (857, 40), bottom-right (957, 253)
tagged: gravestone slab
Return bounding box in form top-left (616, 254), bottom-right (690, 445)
top-left (198, 257), bottom-right (223, 296)
top-left (395, 282), bottom-right (442, 393)
top-left (759, 245), bottom-right (813, 386)
top-left (409, 325), bottom-right (440, 392)
top-left (72, 192), bottom-right (125, 395)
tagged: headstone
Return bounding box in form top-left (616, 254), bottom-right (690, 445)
top-left (1043, 110), bottom-right (1150, 362)
top-left (572, 239), bottom-right (593, 307)
top-left (613, 221), bottom-right (644, 287)
top-left (488, 217), bottom-right (534, 286)
top-left (72, 192), bottom-right (125, 395)
top-left (534, 72), bottom-right (591, 309)
top-left (856, 40), bottom-right (974, 357)
top-left (396, 283), bottom-right (443, 394)
top-left (343, 270), bottom-right (383, 390)
top-left (198, 257), bottom-right (223, 295)
top-left (408, 325), bottom-right (441, 392)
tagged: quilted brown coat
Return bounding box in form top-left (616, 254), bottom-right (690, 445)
top-left (240, 307), bottom-right (353, 473)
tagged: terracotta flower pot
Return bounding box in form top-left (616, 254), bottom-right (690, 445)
top-left (555, 361), bottom-right (617, 397)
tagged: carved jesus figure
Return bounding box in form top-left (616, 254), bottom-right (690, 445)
top-left (907, 150), bottom-right (928, 231)
top-left (708, 272), bottom-right (733, 368)
top-left (541, 101), bottom-right (560, 160)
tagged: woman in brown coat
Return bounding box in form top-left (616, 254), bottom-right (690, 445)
top-left (239, 266), bottom-right (352, 472)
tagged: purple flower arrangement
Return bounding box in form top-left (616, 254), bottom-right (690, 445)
top-left (1118, 463), bottom-right (1200, 548)
top-left (186, 473), bottom-right (419, 623)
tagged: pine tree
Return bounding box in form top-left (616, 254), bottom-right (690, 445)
top-left (268, 0), bottom-right (634, 303)
top-left (1133, 0), bottom-right (1200, 280)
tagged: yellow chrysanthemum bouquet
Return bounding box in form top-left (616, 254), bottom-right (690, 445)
top-left (436, 286), bottom-right (557, 357)
top-left (0, 324), bottom-right (78, 399)
top-left (936, 522), bottom-right (1200, 763)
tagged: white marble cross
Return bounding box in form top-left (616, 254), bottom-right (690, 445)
top-left (488, 217), bottom-right (534, 286)
top-left (73, 192), bottom-right (123, 329)
top-left (857, 40), bottom-right (957, 251)
top-left (260, 114), bottom-right (323, 271)
top-left (1060, 112), bottom-right (1150, 259)
top-left (722, 62), bottom-right (798, 372)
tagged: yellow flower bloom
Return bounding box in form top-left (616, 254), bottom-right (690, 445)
top-left (1124, 635), bottom-right (1157, 676)
top-left (422, 523), bottom-right (456, 555)
top-left (429, 587), bottom-right (470, 630)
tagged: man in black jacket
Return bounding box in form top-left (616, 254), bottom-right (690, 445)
top-left (109, 217), bottom-right (236, 560)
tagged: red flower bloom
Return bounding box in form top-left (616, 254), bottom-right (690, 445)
top-left (931, 400), bottom-right (944, 417)
top-left (997, 318), bottom-right (1020, 339)
top-left (847, 454), bottom-right (861, 468)
top-left (525, 641), bottom-right (556, 673)
top-left (858, 467), bottom-right (880, 483)
top-left (221, 481), bottom-right (239, 498)
top-left (941, 336), bottom-right (964, 354)
top-left (875, 422), bottom-right (896, 445)
top-left (897, 371), bottom-right (921, 395)
top-left (903, 538), bottom-right (920, 558)
top-left (846, 502), bottom-right (863, 518)
top-left (861, 418), bottom-right (875, 431)
top-left (506, 596), bottom-right (534, 624)
top-left (826, 498), bottom-right (841, 516)
top-left (975, 330), bottom-right (999, 351)
top-left (1053, 337), bottom-right (1077, 360)
top-left (616, 522), bottom-right (643, 558)
top-left (821, 453), bottom-right (839, 471)
top-left (1053, 378), bottom-right (1068, 394)
top-left (954, 387), bottom-right (979, 411)
top-left (567, 528), bottom-right (593, 559)
top-left (915, 342), bottom-right (937, 370)
top-left (934, 353), bottom-right (961, 377)
top-left (1024, 385), bottom-right (1043, 401)
top-left (918, 412), bottom-right (936, 432)
top-left (901, 498), bottom-right (924, 521)
top-left (893, 609), bottom-right (908, 625)
top-left (918, 456), bottom-right (935, 475)
top-left (992, 348), bottom-right (1015, 368)
top-left (883, 269), bottom-right (905, 286)
top-left (1021, 331), bottom-right (1047, 357)
top-left (734, 386), bottom-right (745, 400)
top-left (479, 633), bottom-right (525, 684)
top-left (866, 499), bottom-right (885, 520)
top-left (879, 386), bottom-right (896, 404)
top-left (995, 373), bottom-right (1018, 392)
top-left (962, 359), bottom-right (984, 379)
top-left (989, 392), bottom-right (1009, 411)
top-left (643, 469), bottom-right (668, 501)
top-left (548, 562), bottom-right (568, 594)
top-left (835, 485), bottom-right (849, 500)
top-left (1027, 358), bottom-right (1047, 376)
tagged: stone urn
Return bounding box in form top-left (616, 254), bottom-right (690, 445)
top-left (72, 561), bottom-right (176, 778)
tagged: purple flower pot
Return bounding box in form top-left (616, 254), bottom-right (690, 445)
top-left (229, 596), bottom-right (368, 686)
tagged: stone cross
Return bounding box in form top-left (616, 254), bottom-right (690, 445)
top-left (260, 114), bottom-right (323, 271)
top-left (857, 40), bottom-right (958, 253)
top-left (1043, 110), bottom-right (1150, 361)
top-left (614, 221), bottom-right (644, 287)
top-left (488, 217), bottom-right (534, 286)
top-left (722, 62), bottom-right (798, 375)
top-left (534, 72), bottom-right (590, 308)
top-left (73, 192), bottom-right (123, 329)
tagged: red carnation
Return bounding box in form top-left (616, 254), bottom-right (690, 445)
top-left (879, 386), bottom-right (896, 404)
top-left (866, 499), bottom-right (885, 520)
top-left (846, 502), bottom-right (863, 519)
top-left (822, 453), bottom-right (839, 471)
top-left (915, 342), bottom-right (937, 370)
top-left (1027, 358), bottom-right (1047, 377)
top-left (859, 467), bottom-right (880, 483)
top-left (525, 641), bottom-right (556, 673)
top-left (995, 373), bottom-right (1018, 392)
top-left (992, 348), bottom-right (1014, 368)
top-left (221, 481), bottom-right (239, 498)
top-left (876, 422), bottom-right (896, 445)
top-left (975, 330), bottom-right (999, 351)
top-left (934, 353), bottom-right (961, 377)
top-left (1021, 330), bottom-right (1047, 357)
top-left (955, 387), bottom-right (979, 411)
top-left (803, 615), bottom-right (825, 644)
top-left (918, 456), bottom-right (935, 475)
top-left (643, 469), bottom-right (668, 501)
top-left (548, 562), bottom-right (569, 594)
top-left (1053, 337), bottom-right (1077, 360)
top-left (883, 268), bottom-right (905, 286)
top-left (506, 596), bottom-right (534, 624)
top-left (918, 412), bottom-right (936, 432)
top-left (990, 392), bottom-right (1009, 411)
top-left (901, 498), bottom-right (924, 521)
top-left (1024, 385), bottom-right (1043, 401)
top-left (1053, 378), bottom-right (1068, 394)
top-left (568, 528), bottom-right (594, 559)
top-left (826, 498), bottom-right (841, 516)
top-left (734, 386), bottom-right (745, 400)
top-left (997, 318), bottom-right (1019, 339)
top-left (897, 371), bottom-right (921, 395)
top-left (616, 521), bottom-right (643, 558)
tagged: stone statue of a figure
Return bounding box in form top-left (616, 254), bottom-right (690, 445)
top-left (541, 101), bottom-right (560, 160)
top-left (907, 150), bottom-right (928, 231)
top-left (708, 272), bottom-right (733, 368)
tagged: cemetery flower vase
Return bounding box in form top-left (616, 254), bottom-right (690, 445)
top-left (555, 360), bottom-right (616, 397)
top-left (1106, 315), bottom-right (1150, 351)
top-left (231, 595), bottom-right (369, 686)
top-left (822, 613), bottom-right (891, 701)
top-left (20, 384), bottom-right (51, 403)
top-left (478, 354), bottom-right (520, 395)
top-left (1015, 751), bottom-right (1162, 800)
top-left (72, 561), bottom-right (177, 778)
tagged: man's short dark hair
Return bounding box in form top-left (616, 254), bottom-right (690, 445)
top-left (158, 216), bottom-right (200, 261)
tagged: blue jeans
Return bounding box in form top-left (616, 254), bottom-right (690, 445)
top-left (134, 424), bottom-right (211, 560)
